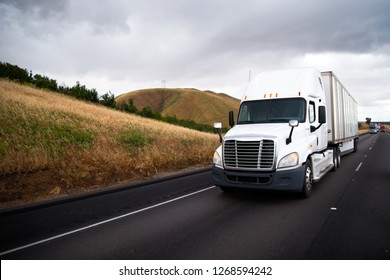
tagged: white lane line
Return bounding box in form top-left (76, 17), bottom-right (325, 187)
top-left (355, 162), bottom-right (363, 172)
top-left (0, 185), bottom-right (216, 257)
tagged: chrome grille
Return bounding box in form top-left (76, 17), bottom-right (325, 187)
top-left (223, 140), bottom-right (275, 170)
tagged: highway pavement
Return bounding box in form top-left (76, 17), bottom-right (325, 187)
top-left (0, 133), bottom-right (389, 259)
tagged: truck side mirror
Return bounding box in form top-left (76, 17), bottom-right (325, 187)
top-left (214, 122), bottom-right (222, 129)
top-left (214, 122), bottom-right (223, 143)
top-left (319, 106), bottom-right (326, 124)
top-left (289, 120), bottom-right (299, 127)
top-left (286, 120), bottom-right (298, 145)
top-left (229, 111), bottom-right (235, 127)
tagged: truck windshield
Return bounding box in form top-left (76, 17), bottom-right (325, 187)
top-left (237, 98), bottom-right (306, 124)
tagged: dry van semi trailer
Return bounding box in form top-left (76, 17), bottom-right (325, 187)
top-left (213, 68), bottom-right (358, 198)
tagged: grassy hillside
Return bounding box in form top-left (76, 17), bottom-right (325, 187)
top-left (0, 80), bottom-right (220, 209)
top-left (116, 88), bottom-right (240, 127)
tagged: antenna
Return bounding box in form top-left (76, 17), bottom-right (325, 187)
top-left (162, 80), bottom-right (166, 88)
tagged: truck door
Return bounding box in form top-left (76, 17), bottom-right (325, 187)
top-left (309, 99), bottom-right (327, 151)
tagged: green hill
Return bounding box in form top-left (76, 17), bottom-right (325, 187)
top-left (116, 88), bottom-right (240, 128)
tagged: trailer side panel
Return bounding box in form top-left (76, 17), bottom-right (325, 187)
top-left (321, 71), bottom-right (358, 144)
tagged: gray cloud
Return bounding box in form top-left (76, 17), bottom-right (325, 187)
top-left (1, 0), bottom-right (131, 36)
top-left (1, 0), bottom-right (67, 16)
top-left (208, 0), bottom-right (390, 55)
top-left (1, 0), bottom-right (389, 120)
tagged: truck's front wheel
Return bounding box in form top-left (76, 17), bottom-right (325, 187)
top-left (301, 161), bottom-right (313, 198)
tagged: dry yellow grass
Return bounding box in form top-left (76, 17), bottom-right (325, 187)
top-left (0, 80), bottom-right (220, 209)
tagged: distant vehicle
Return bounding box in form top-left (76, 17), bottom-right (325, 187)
top-left (369, 124), bottom-right (378, 134)
top-left (380, 124), bottom-right (386, 133)
top-left (212, 68), bottom-right (359, 198)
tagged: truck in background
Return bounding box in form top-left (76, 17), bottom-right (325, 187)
top-left (213, 68), bottom-right (359, 198)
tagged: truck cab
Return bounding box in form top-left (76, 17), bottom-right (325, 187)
top-left (212, 68), bottom-right (357, 198)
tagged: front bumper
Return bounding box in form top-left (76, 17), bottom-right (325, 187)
top-left (212, 165), bottom-right (305, 192)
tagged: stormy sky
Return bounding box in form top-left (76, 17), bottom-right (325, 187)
top-left (1, 0), bottom-right (389, 121)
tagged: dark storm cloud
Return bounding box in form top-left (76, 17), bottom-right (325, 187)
top-left (207, 0), bottom-right (390, 55)
top-left (0, 0), bottom-right (131, 36)
top-left (1, 0), bottom-right (67, 16)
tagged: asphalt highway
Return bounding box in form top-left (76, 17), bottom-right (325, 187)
top-left (0, 133), bottom-right (389, 260)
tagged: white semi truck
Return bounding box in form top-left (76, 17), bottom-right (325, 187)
top-left (213, 68), bottom-right (358, 198)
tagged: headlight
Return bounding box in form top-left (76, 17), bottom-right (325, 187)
top-left (278, 152), bottom-right (299, 168)
top-left (213, 148), bottom-right (223, 168)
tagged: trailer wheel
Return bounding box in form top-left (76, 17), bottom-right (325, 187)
top-left (332, 146), bottom-right (340, 171)
top-left (301, 161), bottom-right (313, 198)
top-left (353, 138), bottom-right (358, 153)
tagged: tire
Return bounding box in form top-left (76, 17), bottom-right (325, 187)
top-left (301, 161), bottom-right (313, 198)
top-left (353, 138), bottom-right (358, 153)
top-left (332, 146), bottom-right (340, 171)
